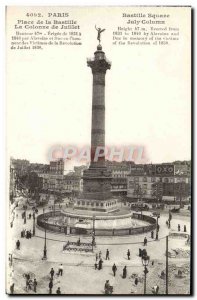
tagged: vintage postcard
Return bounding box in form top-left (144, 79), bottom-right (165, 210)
top-left (6, 6), bottom-right (191, 295)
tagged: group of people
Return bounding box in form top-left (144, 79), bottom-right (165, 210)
top-left (178, 224), bottom-right (187, 232)
top-left (48, 265), bottom-right (63, 294)
top-left (21, 229), bottom-right (32, 239)
top-left (112, 265), bottom-right (127, 278)
top-left (25, 273), bottom-right (37, 293)
top-left (96, 248), bottom-right (131, 263)
top-left (22, 265), bottom-right (63, 294)
top-left (50, 264), bottom-right (64, 279)
top-left (94, 248), bottom-right (129, 280)
top-left (94, 250), bottom-right (103, 270)
top-left (104, 266), bottom-right (127, 294)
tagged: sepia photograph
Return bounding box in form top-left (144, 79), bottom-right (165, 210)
top-left (6, 5), bottom-right (191, 295)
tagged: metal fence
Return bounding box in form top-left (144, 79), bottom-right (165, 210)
top-left (37, 211), bottom-right (156, 236)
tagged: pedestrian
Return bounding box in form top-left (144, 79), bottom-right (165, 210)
top-left (9, 254), bottom-right (13, 267)
top-left (26, 278), bottom-right (30, 291)
top-left (95, 253), bottom-right (98, 261)
top-left (127, 249), bottom-right (130, 260)
top-left (139, 248), bottom-right (142, 257)
top-left (92, 235), bottom-right (96, 246)
top-left (104, 280), bottom-right (113, 294)
top-left (134, 277), bottom-right (138, 285)
top-left (49, 280), bottom-right (53, 294)
top-left (59, 264), bottom-right (63, 276)
top-left (26, 273), bottom-right (30, 281)
top-left (112, 263), bottom-right (117, 277)
top-left (50, 268), bottom-right (55, 280)
top-left (33, 278), bottom-right (37, 293)
top-left (123, 266), bottom-right (127, 279)
top-left (144, 237), bottom-right (147, 246)
top-left (178, 224), bottom-right (180, 231)
top-left (10, 283), bottom-right (14, 294)
top-left (160, 270), bottom-right (165, 279)
top-left (99, 251), bottom-right (102, 259)
top-left (151, 230), bottom-right (154, 239)
top-left (152, 285), bottom-right (159, 294)
top-left (98, 258), bottom-right (103, 270)
top-left (184, 225), bottom-right (187, 232)
top-left (142, 249), bottom-right (147, 258)
top-left (16, 240), bottom-right (20, 250)
top-left (56, 287), bottom-right (61, 294)
top-left (94, 262), bottom-right (98, 270)
top-left (106, 249), bottom-right (110, 260)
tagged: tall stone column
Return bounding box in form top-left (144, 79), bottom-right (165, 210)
top-left (87, 45), bottom-right (111, 166)
top-left (76, 44), bottom-right (117, 212)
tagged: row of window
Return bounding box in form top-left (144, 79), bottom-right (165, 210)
top-left (112, 174), bottom-right (127, 178)
top-left (112, 185), bottom-right (126, 189)
top-left (77, 201), bottom-right (116, 207)
top-left (130, 177), bottom-right (188, 183)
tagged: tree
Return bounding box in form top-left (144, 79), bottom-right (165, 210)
top-left (16, 172), bottom-right (42, 198)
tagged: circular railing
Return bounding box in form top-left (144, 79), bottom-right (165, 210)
top-left (37, 211), bottom-right (156, 236)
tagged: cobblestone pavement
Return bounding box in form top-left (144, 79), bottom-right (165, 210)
top-left (7, 204), bottom-right (191, 295)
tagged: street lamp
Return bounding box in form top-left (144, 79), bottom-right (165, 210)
top-left (42, 208), bottom-right (48, 260)
top-left (33, 212), bottom-right (36, 236)
top-left (168, 210), bottom-right (172, 228)
top-left (155, 213), bottom-right (160, 240)
top-left (53, 202), bottom-right (55, 217)
top-left (24, 206), bottom-right (27, 224)
top-left (92, 215), bottom-right (96, 251)
top-left (142, 254), bottom-right (150, 294)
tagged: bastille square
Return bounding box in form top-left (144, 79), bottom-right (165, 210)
top-left (7, 16), bottom-right (191, 296)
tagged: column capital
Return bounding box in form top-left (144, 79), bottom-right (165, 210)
top-left (87, 50), bottom-right (111, 74)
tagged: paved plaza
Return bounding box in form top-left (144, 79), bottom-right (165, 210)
top-left (7, 203), bottom-right (191, 295)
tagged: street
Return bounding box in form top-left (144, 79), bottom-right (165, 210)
top-left (7, 203), bottom-right (190, 295)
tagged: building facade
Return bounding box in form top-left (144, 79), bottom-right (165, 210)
top-left (106, 161), bottom-right (134, 196)
top-left (127, 163), bottom-right (191, 202)
top-left (49, 158), bottom-right (64, 175)
top-left (39, 171), bottom-right (82, 197)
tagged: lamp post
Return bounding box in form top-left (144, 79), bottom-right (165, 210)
top-left (142, 254), bottom-right (150, 294)
top-left (33, 212), bottom-right (36, 236)
top-left (179, 181), bottom-right (183, 209)
top-left (92, 215), bottom-right (96, 251)
top-left (155, 213), bottom-right (160, 240)
top-left (42, 208), bottom-right (48, 260)
top-left (53, 202), bottom-right (55, 217)
top-left (168, 210), bottom-right (172, 228)
top-left (24, 206), bottom-right (27, 224)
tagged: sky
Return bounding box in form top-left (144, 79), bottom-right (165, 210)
top-left (6, 6), bottom-right (191, 170)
